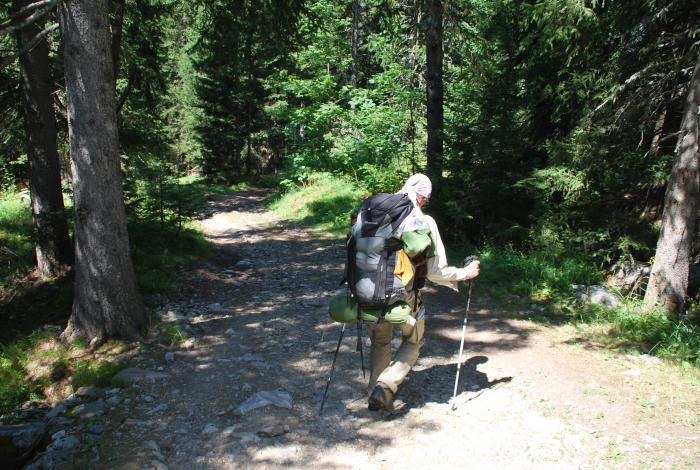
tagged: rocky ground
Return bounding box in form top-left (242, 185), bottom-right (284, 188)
top-left (16, 189), bottom-right (700, 469)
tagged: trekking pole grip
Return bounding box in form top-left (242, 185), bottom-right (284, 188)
top-left (463, 255), bottom-right (479, 267)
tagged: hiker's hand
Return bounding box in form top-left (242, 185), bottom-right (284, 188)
top-left (459, 260), bottom-right (480, 280)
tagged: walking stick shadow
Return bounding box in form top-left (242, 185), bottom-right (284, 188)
top-left (393, 355), bottom-right (513, 414)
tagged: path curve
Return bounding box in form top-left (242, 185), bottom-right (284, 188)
top-left (100, 189), bottom-right (700, 469)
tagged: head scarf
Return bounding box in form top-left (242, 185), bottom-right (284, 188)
top-left (400, 173), bottom-right (432, 200)
top-left (396, 173), bottom-right (432, 234)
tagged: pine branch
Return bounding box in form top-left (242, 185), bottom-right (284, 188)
top-left (0, 1), bottom-right (56, 37)
top-left (7, 0), bottom-right (57, 22)
top-left (115, 73), bottom-right (136, 114)
top-left (0, 22), bottom-right (58, 70)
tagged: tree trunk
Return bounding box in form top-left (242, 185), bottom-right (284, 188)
top-left (15, 0), bottom-right (72, 277)
top-left (58, 0), bottom-right (144, 342)
top-left (425, 0), bottom-right (443, 187)
top-left (110, 0), bottom-right (125, 83)
top-left (350, 0), bottom-right (359, 90)
top-left (644, 57), bottom-right (700, 315)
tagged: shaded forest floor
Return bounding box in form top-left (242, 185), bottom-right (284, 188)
top-left (99, 189), bottom-right (700, 469)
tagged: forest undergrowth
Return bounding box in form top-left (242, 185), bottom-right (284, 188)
top-left (0, 176), bottom-right (242, 414)
top-left (271, 174), bottom-right (700, 367)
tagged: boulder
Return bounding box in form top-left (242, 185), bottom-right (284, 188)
top-left (573, 285), bottom-right (621, 308)
top-left (606, 261), bottom-right (650, 295)
top-left (0, 423), bottom-right (47, 469)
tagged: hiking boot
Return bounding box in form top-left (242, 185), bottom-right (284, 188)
top-left (368, 385), bottom-right (393, 411)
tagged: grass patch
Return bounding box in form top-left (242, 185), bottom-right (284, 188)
top-left (478, 245), bottom-right (602, 302)
top-left (570, 302), bottom-right (700, 365)
top-left (130, 217), bottom-right (212, 298)
top-left (0, 331), bottom-right (130, 414)
top-left (157, 321), bottom-right (189, 347)
top-left (0, 193), bottom-right (34, 288)
top-left (71, 360), bottom-right (122, 389)
top-left (267, 172), bottom-right (365, 237)
top-left (479, 245), bottom-right (700, 365)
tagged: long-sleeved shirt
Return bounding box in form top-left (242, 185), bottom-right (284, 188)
top-left (423, 214), bottom-right (471, 291)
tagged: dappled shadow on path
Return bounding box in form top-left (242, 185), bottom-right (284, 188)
top-left (100, 189), bottom-right (548, 468)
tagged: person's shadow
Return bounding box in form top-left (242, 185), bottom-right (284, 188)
top-left (389, 355), bottom-right (512, 415)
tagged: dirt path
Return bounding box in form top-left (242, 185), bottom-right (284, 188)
top-left (100, 189), bottom-right (700, 469)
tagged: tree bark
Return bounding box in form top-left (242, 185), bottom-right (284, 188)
top-left (58, 0), bottom-right (144, 342)
top-left (644, 56), bottom-right (700, 315)
top-left (110, 0), bottom-right (125, 83)
top-left (425, 0), bottom-right (443, 187)
top-left (350, 0), bottom-right (359, 90)
top-left (15, 0), bottom-right (71, 277)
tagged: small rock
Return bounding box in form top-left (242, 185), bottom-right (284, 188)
top-left (141, 395), bottom-right (155, 403)
top-left (143, 440), bottom-right (161, 453)
top-left (242, 383), bottom-right (253, 393)
top-left (47, 403), bottom-right (67, 419)
top-left (257, 424), bottom-right (290, 438)
top-left (208, 303), bottom-right (224, 312)
top-left (106, 396), bottom-right (122, 407)
top-left (112, 367), bottom-right (168, 386)
top-left (181, 338), bottom-right (196, 350)
top-left (75, 386), bottom-right (106, 399)
top-left (221, 426), bottom-right (237, 437)
top-left (150, 460), bottom-right (169, 470)
top-left (165, 352), bottom-right (175, 362)
top-left (71, 399), bottom-right (106, 419)
top-left (639, 354), bottom-right (663, 365)
top-left (48, 434), bottom-right (80, 452)
top-left (234, 432), bottom-right (260, 444)
top-left (124, 419), bottom-right (148, 426)
top-left (106, 388), bottom-right (121, 396)
top-left (162, 310), bottom-right (186, 323)
top-left (202, 424), bottom-right (218, 434)
top-left (235, 259), bottom-right (253, 269)
top-left (241, 353), bottom-right (265, 362)
top-left (174, 428), bottom-right (188, 434)
top-left (88, 425), bottom-right (105, 435)
top-left (225, 328), bottom-right (236, 337)
top-left (148, 404), bottom-right (169, 415)
top-left (235, 390), bottom-right (293, 415)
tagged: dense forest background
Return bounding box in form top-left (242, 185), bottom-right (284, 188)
top-left (0, 1), bottom-right (699, 370)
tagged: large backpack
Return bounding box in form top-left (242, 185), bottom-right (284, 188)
top-left (346, 193), bottom-right (430, 315)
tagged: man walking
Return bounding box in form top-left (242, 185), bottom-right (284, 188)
top-left (367, 173), bottom-right (480, 411)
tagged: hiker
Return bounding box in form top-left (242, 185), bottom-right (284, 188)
top-left (366, 173), bottom-right (480, 411)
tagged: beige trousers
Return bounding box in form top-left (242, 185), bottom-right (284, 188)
top-left (367, 314), bottom-right (425, 394)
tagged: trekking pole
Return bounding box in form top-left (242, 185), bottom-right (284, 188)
top-left (356, 321), bottom-right (366, 380)
top-left (451, 255), bottom-right (479, 410)
top-left (319, 323), bottom-right (346, 416)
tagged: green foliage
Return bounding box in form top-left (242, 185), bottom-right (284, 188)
top-left (0, 333), bottom-right (41, 414)
top-left (269, 172), bottom-right (364, 236)
top-left (478, 245), bottom-right (602, 301)
top-left (71, 361), bottom-right (122, 390)
top-left (0, 193), bottom-right (34, 287)
top-left (158, 321), bottom-right (189, 347)
top-left (573, 303), bottom-right (700, 365)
